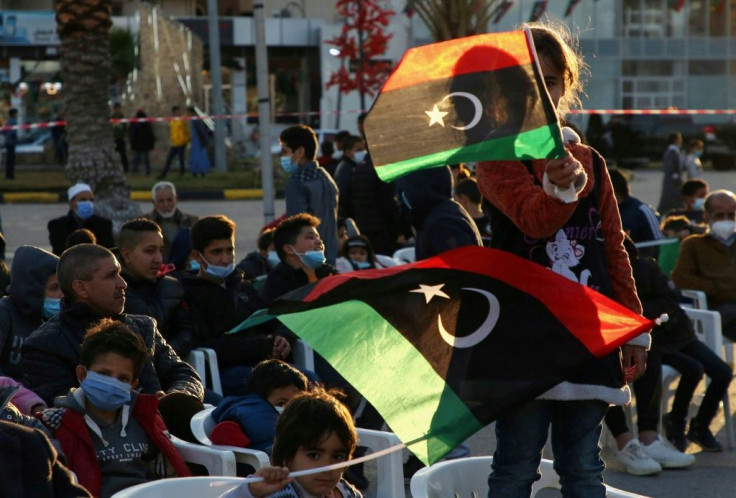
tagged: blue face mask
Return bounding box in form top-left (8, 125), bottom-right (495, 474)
top-left (80, 370), bottom-right (132, 411)
top-left (353, 150), bottom-right (367, 163)
top-left (280, 155), bottom-right (298, 174)
top-left (291, 246), bottom-right (325, 270)
top-left (267, 250), bottom-right (281, 269)
top-left (42, 297), bottom-right (61, 318)
top-left (693, 150), bottom-right (703, 158)
top-left (352, 260), bottom-right (371, 270)
top-left (198, 252), bottom-right (235, 280)
top-left (76, 200), bottom-right (94, 220)
top-left (693, 197), bottom-right (705, 211)
top-left (188, 260), bottom-right (200, 271)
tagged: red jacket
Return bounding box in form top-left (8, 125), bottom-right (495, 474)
top-left (43, 394), bottom-right (191, 497)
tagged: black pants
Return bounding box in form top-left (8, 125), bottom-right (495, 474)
top-left (605, 349), bottom-right (663, 436)
top-left (4, 144), bottom-right (14, 179)
top-left (115, 139), bottom-right (128, 172)
top-left (161, 145), bottom-right (187, 177)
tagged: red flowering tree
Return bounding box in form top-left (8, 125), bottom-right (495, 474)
top-left (326, 0), bottom-right (395, 113)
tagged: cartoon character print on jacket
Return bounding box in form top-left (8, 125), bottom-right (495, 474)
top-left (546, 229), bottom-right (592, 286)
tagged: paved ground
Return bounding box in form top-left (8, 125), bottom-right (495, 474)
top-left (4, 169), bottom-right (736, 497)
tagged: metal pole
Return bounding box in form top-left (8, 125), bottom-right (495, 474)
top-left (254, 1), bottom-right (275, 222)
top-left (206, 0), bottom-right (227, 172)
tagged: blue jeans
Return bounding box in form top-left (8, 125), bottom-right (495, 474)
top-left (488, 399), bottom-right (609, 498)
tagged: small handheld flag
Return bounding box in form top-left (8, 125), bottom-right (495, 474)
top-left (231, 246), bottom-right (654, 465)
top-left (363, 28), bottom-right (565, 182)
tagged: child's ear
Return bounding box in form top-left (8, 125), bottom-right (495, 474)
top-left (75, 365), bottom-right (87, 384)
top-left (190, 249), bottom-right (203, 264)
top-left (131, 378), bottom-right (139, 390)
top-left (120, 247), bottom-right (131, 264)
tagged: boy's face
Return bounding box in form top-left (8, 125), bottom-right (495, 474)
top-left (196, 237), bottom-right (235, 269)
top-left (347, 246), bottom-right (368, 262)
top-left (289, 431), bottom-right (349, 496)
top-left (44, 273), bottom-right (62, 299)
top-left (76, 351), bottom-right (139, 390)
top-left (266, 385), bottom-right (302, 408)
top-left (122, 231), bottom-right (164, 281)
top-left (290, 226), bottom-right (324, 255)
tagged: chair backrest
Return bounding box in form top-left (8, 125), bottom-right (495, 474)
top-left (293, 339), bottom-right (315, 371)
top-left (392, 247), bottom-right (416, 264)
top-left (170, 435), bottom-right (237, 476)
top-left (110, 476), bottom-right (244, 497)
top-left (410, 456), bottom-right (650, 498)
top-left (680, 289), bottom-right (708, 309)
top-left (191, 406), bottom-right (217, 446)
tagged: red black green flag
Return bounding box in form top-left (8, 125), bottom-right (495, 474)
top-left (231, 247), bottom-right (653, 465)
top-left (363, 29), bottom-right (565, 182)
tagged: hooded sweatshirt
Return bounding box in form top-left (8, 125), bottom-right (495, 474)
top-left (0, 246), bottom-right (58, 378)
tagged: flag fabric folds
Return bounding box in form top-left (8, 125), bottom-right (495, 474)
top-left (231, 246), bottom-right (654, 465)
top-left (363, 29), bottom-right (565, 183)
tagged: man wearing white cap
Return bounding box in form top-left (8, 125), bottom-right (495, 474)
top-left (47, 183), bottom-right (115, 255)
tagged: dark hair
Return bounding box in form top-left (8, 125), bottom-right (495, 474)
top-left (668, 132), bottom-right (682, 145)
top-left (271, 387), bottom-right (357, 468)
top-left (257, 228), bottom-right (275, 252)
top-left (608, 168), bottom-right (629, 198)
top-left (273, 213), bottom-right (321, 261)
top-left (688, 138), bottom-right (704, 150)
top-left (321, 140), bottom-right (335, 156)
top-left (279, 125), bottom-right (318, 161)
top-left (8, 108), bottom-right (18, 117)
top-left (171, 105), bottom-right (180, 114)
top-left (681, 178), bottom-right (708, 197)
top-left (661, 215), bottom-right (692, 233)
top-left (454, 178), bottom-right (482, 204)
top-left (342, 235), bottom-right (375, 263)
top-left (335, 130), bottom-right (350, 145)
top-left (342, 135), bottom-right (363, 153)
top-left (65, 228), bottom-right (97, 249)
top-left (119, 218), bottom-right (162, 251)
top-left (243, 359), bottom-right (308, 399)
top-left (357, 112), bottom-right (368, 125)
top-left (58, 244), bottom-right (115, 302)
top-left (80, 318), bottom-right (149, 378)
top-left (190, 215), bottom-right (236, 253)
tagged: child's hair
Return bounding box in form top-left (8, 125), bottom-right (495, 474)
top-left (243, 359), bottom-right (309, 398)
top-left (321, 140), bottom-right (335, 156)
top-left (526, 21), bottom-right (587, 119)
top-left (257, 228), bottom-right (275, 252)
top-left (119, 218), bottom-right (162, 251)
top-left (80, 318), bottom-right (149, 378)
top-left (342, 235), bottom-right (375, 262)
top-left (454, 178), bottom-right (482, 205)
top-left (65, 228), bottom-right (97, 249)
top-left (271, 387), bottom-right (357, 467)
top-left (190, 215), bottom-right (236, 253)
top-left (279, 124), bottom-right (318, 161)
top-left (688, 138), bottom-right (704, 151)
top-left (681, 178), bottom-right (708, 197)
top-left (342, 135), bottom-right (363, 153)
top-left (661, 215), bottom-right (692, 234)
top-left (273, 213), bottom-right (321, 261)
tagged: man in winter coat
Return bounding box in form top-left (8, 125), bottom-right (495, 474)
top-left (146, 181), bottom-right (198, 262)
top-left (0, 245), bottom-right (60, 380)
top-left (48, 183), bottom-right (115, 256)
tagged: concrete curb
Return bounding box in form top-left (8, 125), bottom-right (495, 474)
top-left (0, 188), bottom-right (268, 204)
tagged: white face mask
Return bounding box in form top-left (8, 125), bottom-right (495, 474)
top-left (710, 220), bottom-right (736, 240)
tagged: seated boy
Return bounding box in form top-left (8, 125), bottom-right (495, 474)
top-left (180, 215), bottom-right (292, 396)
top-left (40, 319), bottom-right (191, 497)
top-left (261, 213), bottom-right (336, 304)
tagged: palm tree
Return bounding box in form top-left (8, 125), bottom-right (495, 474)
top-left (411, 0), bottom-right (502, 41)
top-left (55, 0), bottom-right (139, 227)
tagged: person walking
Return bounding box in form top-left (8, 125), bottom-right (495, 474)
top-left (129, 109), bottom-right (155, 176)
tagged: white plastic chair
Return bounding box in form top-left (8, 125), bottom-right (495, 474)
top-left (110, 476), bottom-right (243, 497)
top-left (190, 407), bottom-right (271, 471)
top-left (170, 435), bottom-right (236, 476)
top-left (410, 456), bottom-right (650, 498)
top-left (392, 247), bottom-right (416, 264)
top-left (186, 347), bottom-right (223, 396)
top-left (293, 339), bottom-right (315, 371)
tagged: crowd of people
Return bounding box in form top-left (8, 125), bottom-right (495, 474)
top-left (1, 20), bottom-right (735, 498)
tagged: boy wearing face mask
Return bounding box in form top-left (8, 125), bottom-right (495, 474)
top-left (40, 319), bottom-right (190, 497)
top-left (48, 183), bottom-right (115, 256)
top-left (261, 213), bottom-right (336, 304)
top-left (666, 178), bottom-right (709, 227)
top-left (181, 215), bottom-right (293, 396)
top-left (0, 246), bottom-right (60, 381)
top-left (279, 125), bottom-right (339, 265)
top-left (334, 135), bottom-right (366, 221)
top-left (672, 190), bottom-right (736, 344)
top-left (236, 228), bottom-right (277, 283)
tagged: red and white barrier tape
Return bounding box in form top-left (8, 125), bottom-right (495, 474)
top-left (2, 108), bottom-right (734, 132)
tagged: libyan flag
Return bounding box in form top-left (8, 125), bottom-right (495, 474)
top-left (364, 28), bottom-right (565, 182)
top-left (231, 247), bottom-right (654, 465)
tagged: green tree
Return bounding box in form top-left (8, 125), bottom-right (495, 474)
top-left (55, 0), bottom-right (139, 228)
top-left (411, 0), bottom-right (502, 41)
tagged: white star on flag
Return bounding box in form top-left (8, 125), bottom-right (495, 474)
top-left (410, 283), bottom-right (451, 304)
top-left (425, 104), bottom-right (449, 127)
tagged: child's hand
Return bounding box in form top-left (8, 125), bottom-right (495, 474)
top-left (247, 466), bottom-right (292, 497)
top-left (545, 152), bottom-right (583, 190)
top-left (272, 336), bottom-right (291, 359)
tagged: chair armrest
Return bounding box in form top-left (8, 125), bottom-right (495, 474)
top-left (211, 445), bottom-right (270, 471)
top-left (171, 435), bottom-right (237, 476)
top-left (357, 428), bottom-right (405, 497)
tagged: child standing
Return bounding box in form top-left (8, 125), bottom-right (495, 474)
top-left (222, 387), bottom-right (362, 498)
top-left (40, 319), bottom-right (190, 497)
top-left (212, 359), bottom-right (309, 456)
top-left (476, 22), bottom-right (649, 497)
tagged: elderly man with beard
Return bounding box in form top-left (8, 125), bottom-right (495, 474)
top-left (147, 181), bottom-right (198, 262)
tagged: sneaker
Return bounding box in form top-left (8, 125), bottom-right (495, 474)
top-left (641, 436), bottom-right (696, 469)
top-left (617, 439), bottom-right (662, 476)
top-left (687, 421), bottom-right (724, 452)
top-left (664, 414), bottom-right (690, 452)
